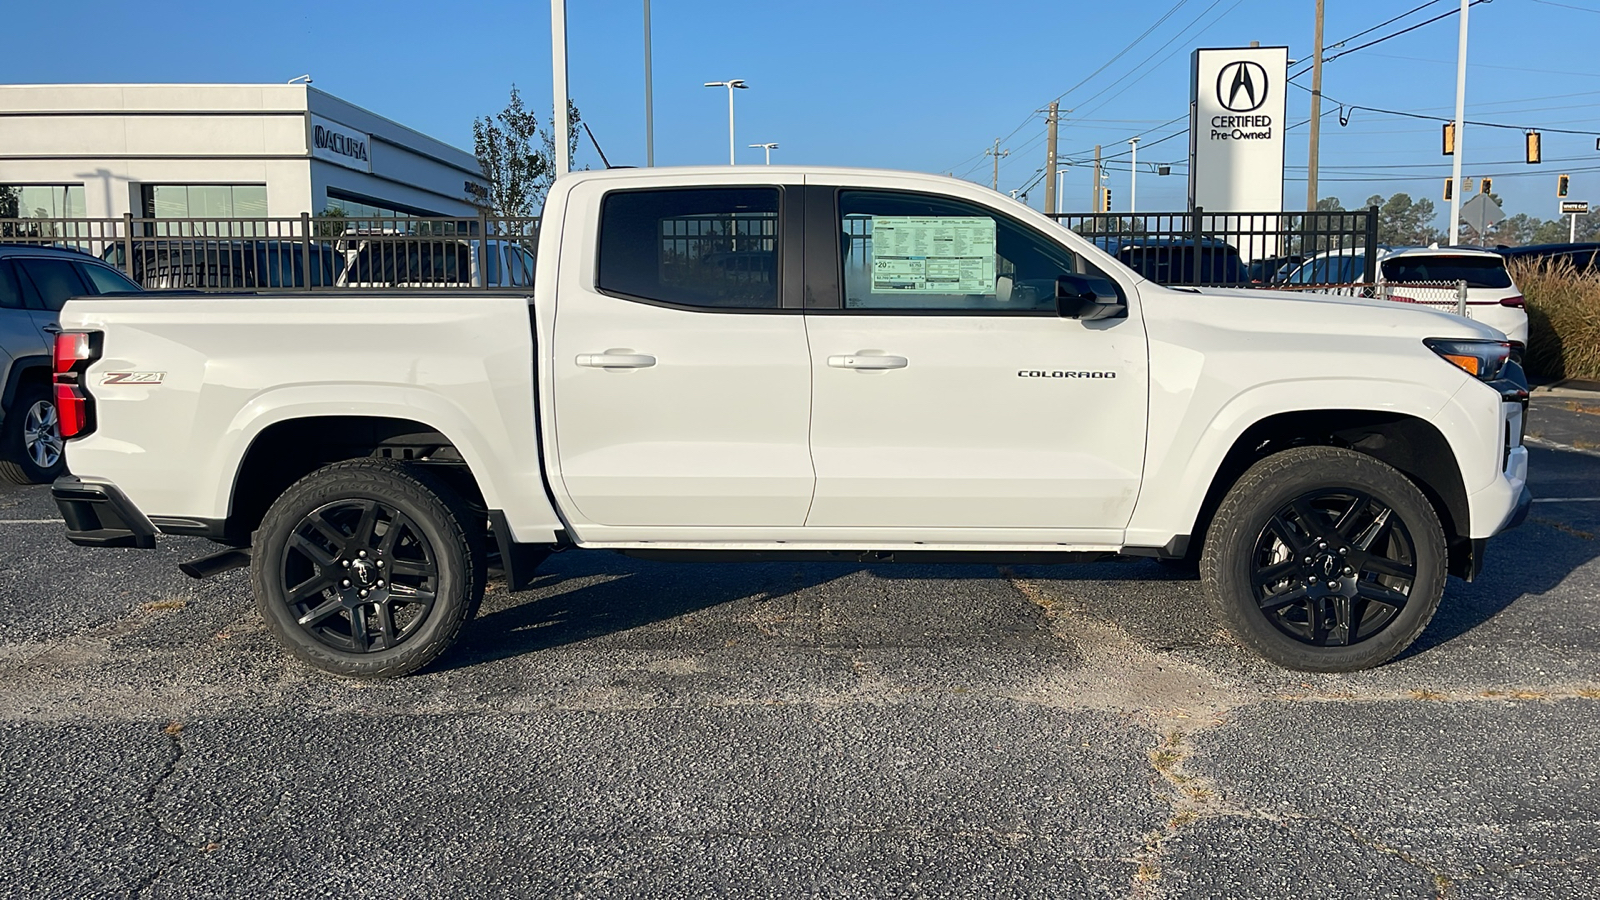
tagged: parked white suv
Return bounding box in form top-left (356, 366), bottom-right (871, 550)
top-left (46, 167), bottom-right (1531, 677)
top-left (1283, 246), bottom-right (1529, 344)
top-left (1378, 247), bottom-right (1529, 345)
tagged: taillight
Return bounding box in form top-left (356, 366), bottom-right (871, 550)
top-left (1387, 295), bottom-right (1418, 304)
top-left (1499, 295), bottom-right (1525, 308)
top-left (52, 332), bottom-right (101, 439)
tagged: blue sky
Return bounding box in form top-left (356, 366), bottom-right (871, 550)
top-left (7, 0), bottom-right (1598, 224)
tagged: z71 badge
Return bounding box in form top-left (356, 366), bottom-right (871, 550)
top-left (100, 372), bottom-right (166, 385)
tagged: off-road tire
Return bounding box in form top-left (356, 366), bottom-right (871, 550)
top-left (1200, 446), bottom-right (1447, 671)
top-left (0, 383), bottom-right (67, 485)
top-left (252, 458), bottom-right (486, 678)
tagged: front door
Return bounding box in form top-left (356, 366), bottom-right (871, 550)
top-left (803, 185), bottom-right (1149, 534)
top-left (551, 184), bottom-right (814, 528)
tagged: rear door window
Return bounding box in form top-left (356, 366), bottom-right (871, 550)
top-left (1382, 255), bottom-right (1512, 289)
top-left (0, 261), bottom-right (25, 309)
top-left (598, 187), bottom-right (781, 309)
top-left (14, 258), bottom-right (90, 311)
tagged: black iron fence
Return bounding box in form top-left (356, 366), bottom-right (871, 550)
top-left (1052, 206), bottom-right (1381, 289)
top-left (0, 213), bottom-right (540, 290)
top-left (2, 205), bottom-right (1382, 293)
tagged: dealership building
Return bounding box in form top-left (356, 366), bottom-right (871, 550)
top-left (0, 83), bottom-right (487, 221)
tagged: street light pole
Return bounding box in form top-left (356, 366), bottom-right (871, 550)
top-left (1447, 0), bottom-right (1469, 245)
top-left (704, 79), bottom-right (748, 165)
top-left (1128, 137), bottom-right (1139, 214)
top-left (643, 0), bottom-right (654, 166)
top-left (749, 142), bottom-right (778, 164)
top-left (551, 0), bottom-right (570, 177)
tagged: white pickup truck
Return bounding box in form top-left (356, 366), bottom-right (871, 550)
top-left (48, 167), bottom-right (1530, 676)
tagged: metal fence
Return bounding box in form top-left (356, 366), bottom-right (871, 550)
top-left (1052, 206), bottom-right (1381, 288)
top-left (2, 204), bottom-right (1382, 293)
top-left (0, 213), bottom-right (540, 290)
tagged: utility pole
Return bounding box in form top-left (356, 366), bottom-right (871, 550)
top-left (1129, 137), bottom-right (1139, 214)
top-left (1093, 144), bottom-right (1102, 212)
top-left (552, 0), bottom-right (570, 177)
top-left (1447, 0), bottom-right (1469, 245)
top-left (1044, 102), bottom-right (1059, 215)
top-left (1305, 0), bottom-right (1325, 210)
top-left (985, 139), bottom-right (1009, 191)
top-left (640, 0), bottom-right (652, 166)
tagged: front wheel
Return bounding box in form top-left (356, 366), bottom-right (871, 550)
top-left (1200, 446), bottom-right (1447, 672)
top-left (251, 458), bottom-right (486, 678)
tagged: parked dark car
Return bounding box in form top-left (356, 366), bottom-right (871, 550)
top-left (1247, 253), bottom-right (1306, 284)
top-left (103, 239), bottom-right (343, 290)
top-left (1494, 242), bottom-right (1600, 275)
top-left (0, 244), bottom-right (142, 484)
top-left (1091, 236), bottom-right (1251, 286)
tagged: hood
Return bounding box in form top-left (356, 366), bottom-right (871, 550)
top-left (1167, 284), bottom-right (1507, 342)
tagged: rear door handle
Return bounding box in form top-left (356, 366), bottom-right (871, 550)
top-left (827, 353), bottom-right (908, 370)
top-left (42, 324), bottom-right (61, 335)
top-left (576, 352), bottom-right (656, 369)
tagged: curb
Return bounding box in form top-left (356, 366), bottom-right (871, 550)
top-left (1531, 378), bottom-right (1600, 397)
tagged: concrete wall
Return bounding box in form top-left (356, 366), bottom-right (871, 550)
top-left (0, 83), bottom-right (485, 219)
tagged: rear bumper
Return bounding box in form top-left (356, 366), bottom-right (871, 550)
top-left (51, 476), bottom-right (158, 549)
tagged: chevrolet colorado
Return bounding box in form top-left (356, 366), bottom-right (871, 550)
top-left (46, 167), bottom-right (1530, 675)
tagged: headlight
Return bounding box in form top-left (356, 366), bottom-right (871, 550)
top-left (1424, 338), bottom-right (1512, 381)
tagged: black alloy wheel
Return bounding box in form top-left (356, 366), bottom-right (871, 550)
top-left (1251, 490), bottom-right (1417, 647)
top-left (1201, 446), bottom-right (1447, 672)
top-left (281, 498), bottom-right (440, 654)
top-left (252, 458), bottom-right (484, 677)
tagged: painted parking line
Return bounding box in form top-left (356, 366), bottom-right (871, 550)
top-left (0, 519), bottom-right (65, 524)
top-left (1525, 437), bottom-right (1600, 459)
top-left (1532, 498), bottom-right (1600, 504)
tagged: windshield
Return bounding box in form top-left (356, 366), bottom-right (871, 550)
top-left (1381, 254), bottom-right (1512, 289)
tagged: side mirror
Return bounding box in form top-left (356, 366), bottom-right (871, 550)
top-left (1055, 274), bottom-right (1126, 321)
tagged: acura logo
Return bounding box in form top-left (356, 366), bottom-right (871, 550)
top-left (1217, 61), bottom-right (1268, 113)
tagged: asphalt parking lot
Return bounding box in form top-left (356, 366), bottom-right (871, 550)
top-left (2, 394), bottom-right (1598, 899)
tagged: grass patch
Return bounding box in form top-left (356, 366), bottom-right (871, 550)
top-left (1508, 258), bottom-right (1600, 381)
top-left (162, 721), bottom-right (184, 736)
top-left (1408, 688), bottom-right (1448, 701)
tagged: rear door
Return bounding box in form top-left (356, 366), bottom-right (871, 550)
top-left (801, 181), bottom-right (1149, 535)
top-left (0, 261), bottom-right (48, 363)
top-left (550, 182), bottom-right (814, 528)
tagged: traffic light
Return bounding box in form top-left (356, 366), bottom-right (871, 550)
top-left (1442, 122), bottom-right (1456, 156)
top-left (1526, 131), bottom-right (1542, 164)
top-left (1480, 177), bottom-right (1492, 195)
top-left (1444, 178), bottom-right (1454, 202)
top-left (1559, 174), bottom-right (1570, 198)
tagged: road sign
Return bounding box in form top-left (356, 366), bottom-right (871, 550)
top-left (1561, 200), bottom-right (1590, 215)
top-left (1461, 192), bottom-right (1505, 236)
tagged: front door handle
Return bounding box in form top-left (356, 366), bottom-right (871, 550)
top-left (576, 352), bottom-right (656, 369)
top-left (827, 353), bottom-right (908, 370)
top-left (42, 324), bottom-right (61, 335)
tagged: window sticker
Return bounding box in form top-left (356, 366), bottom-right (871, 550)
top-left (868, 216), bottom-right (996, 294)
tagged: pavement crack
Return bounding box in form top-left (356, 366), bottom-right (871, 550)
top-left (132, 720), bottom-right (209, 898)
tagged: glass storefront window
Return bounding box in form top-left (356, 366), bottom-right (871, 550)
top-left (0, 185), bottom-right (86, 219)
top-left (140, 185), bottom-right (269, 219)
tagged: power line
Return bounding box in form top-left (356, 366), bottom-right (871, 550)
top-left (1293, 83), bottom-right (1600, 135)
top-left (1529, 0), bottom-right (1600, 12)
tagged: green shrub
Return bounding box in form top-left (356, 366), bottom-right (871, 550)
top-left (1507, 258), bottom-right (1600, 381)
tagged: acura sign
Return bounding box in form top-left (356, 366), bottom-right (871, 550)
top-left (309, 114), bottom-right (373, 173)
top-left (1188, 47), bottom-right (1287, 222)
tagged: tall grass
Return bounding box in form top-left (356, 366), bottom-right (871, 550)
top-left (1507, 258), bottom-right (1600, 381)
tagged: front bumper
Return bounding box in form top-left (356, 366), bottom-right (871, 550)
top-left (52, 476), bottom-right (158, 549)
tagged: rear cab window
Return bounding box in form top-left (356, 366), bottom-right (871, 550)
top-left (1381, 254), bottom-right (1512, 289)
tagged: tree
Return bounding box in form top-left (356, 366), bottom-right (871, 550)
top-left (1365, 192), bottom-right (1443, 246)
top-left (469, 86), bottom-right (581, 218)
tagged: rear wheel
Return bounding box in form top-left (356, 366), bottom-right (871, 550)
top-left (252, 458), bottom-right (485, 677)
top-left (1200, 446), bottom-right (1447, 671)
top-left (0, 384), bottom-right (66, 485)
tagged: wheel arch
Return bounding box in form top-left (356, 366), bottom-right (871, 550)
top-left (1, 354), bottom-right (52, 415)
top-left (224, 415), bottom-right (486, 545)
top-left (1187, 409), bottom-right (1470, 572)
